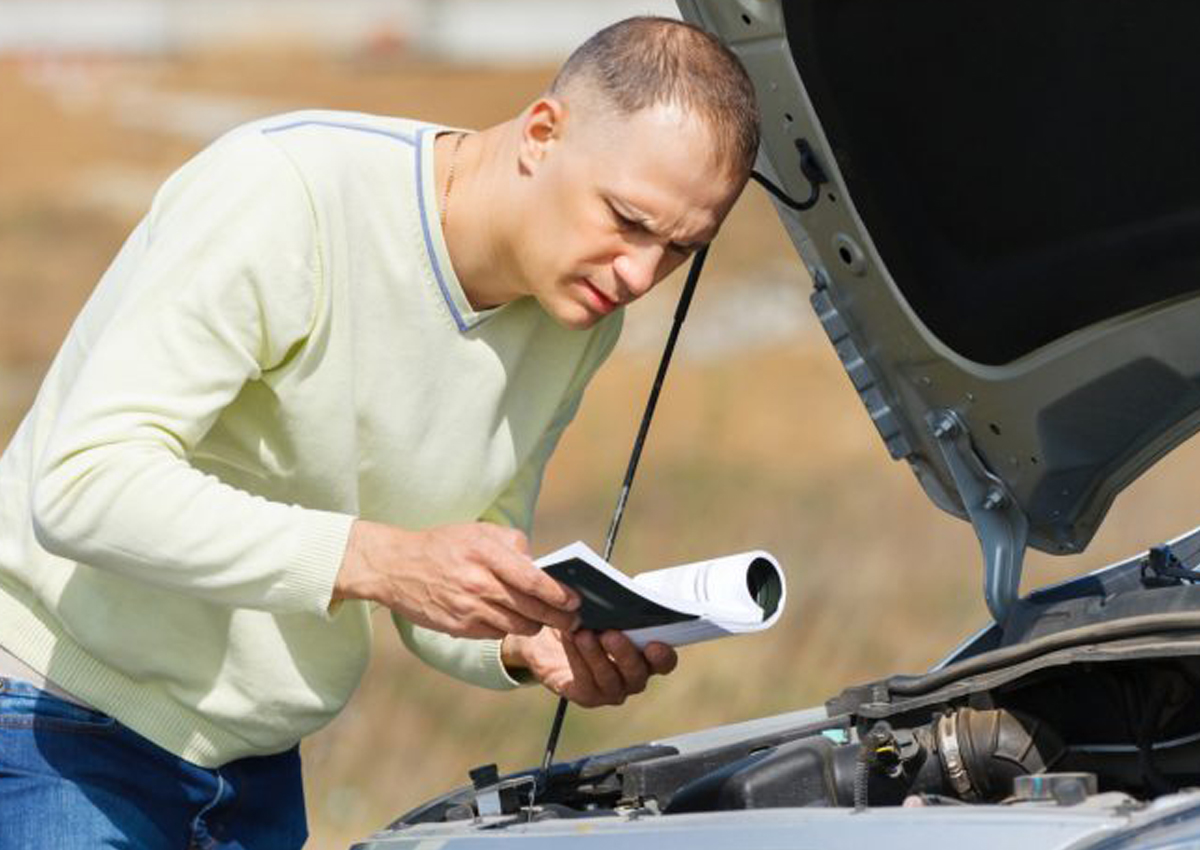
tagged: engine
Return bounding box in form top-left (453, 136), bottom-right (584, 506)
top-left (395, 550), bottom-right (1200, 826)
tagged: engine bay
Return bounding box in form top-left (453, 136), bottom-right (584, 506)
top-left (391, 534), bottom-right (1200, 830)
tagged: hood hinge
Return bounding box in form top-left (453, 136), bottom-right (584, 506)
top-left (927, 409), bottom-right (1029, 624)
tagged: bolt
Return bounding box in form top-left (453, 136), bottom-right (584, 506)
top-left (931, 415), bottom-right (958, 439)
top-left (982, 488), bottom-right (1006, 510)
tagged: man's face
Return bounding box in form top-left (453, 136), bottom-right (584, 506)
top-left (516, 99), bottom-right (746, 330)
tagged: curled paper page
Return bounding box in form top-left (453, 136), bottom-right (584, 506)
top-left (536, 542), bottom-right (787, 649)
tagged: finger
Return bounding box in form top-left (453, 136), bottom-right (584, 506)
top-left (446, 589), bottom-right (543, 638)
top-left (481, 539), bottom-right (580, 612)
top-left (466, 546), bottom-right (579, 631)
top-left (446, 621), bottom-right (506, 641)
top-left (482, 581), bottom-right (580, 633)
top-left (599, 631), bottom-right (650, 694)
top-left (482, 534), bottom-right (582, 609)
top-left (559, 630), bottom-right (601, 706)
top-left (643, 642), bottom-right (679, 676)
top-left (572, 630), bottom-right (625, 705)
top-left (480, 602), bottom-right (544, 638)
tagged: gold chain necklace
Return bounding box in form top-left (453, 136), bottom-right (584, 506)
top-left (440, 132), bottom-right (467, 230)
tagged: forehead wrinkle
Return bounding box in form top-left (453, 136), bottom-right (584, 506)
top-left (611, 193), bottom-right (714, 247)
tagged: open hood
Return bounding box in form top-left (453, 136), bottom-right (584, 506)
top-left (678, 0), bottom-right (1200, 620)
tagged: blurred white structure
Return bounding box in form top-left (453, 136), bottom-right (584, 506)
top-left (0, 0), bottom-right (678, 60)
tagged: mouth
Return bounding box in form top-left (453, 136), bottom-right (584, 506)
top-left (578, 278), bottom-right (619, 314)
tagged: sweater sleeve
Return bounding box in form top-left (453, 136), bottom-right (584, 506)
top-left (395, 311), bottom-right (624, 688)
top-left (30, 130), bottom-right (355, 618)
top-left (393, 619), bottom-right (523, 690)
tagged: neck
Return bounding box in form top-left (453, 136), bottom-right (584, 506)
top-left (435, 122), bottom-right (526, 310)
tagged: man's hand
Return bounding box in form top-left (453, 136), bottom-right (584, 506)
top-left (501, 628), bottom-right (678, 707)
top-left (333, 520), bottom-right (581, 639)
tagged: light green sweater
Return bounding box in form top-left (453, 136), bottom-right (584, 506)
top-left (0, 111), bottom-right (621, 767)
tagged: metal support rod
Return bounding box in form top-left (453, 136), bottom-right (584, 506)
top-left (538, 244), bottom-right (711, 780)
top-left (602, 244), bottom-right (709, 561)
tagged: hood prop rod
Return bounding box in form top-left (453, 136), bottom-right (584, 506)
top-left (537, 244), bottom-right (711, 789)
top-left (537, 141), bottom-right (823, 791)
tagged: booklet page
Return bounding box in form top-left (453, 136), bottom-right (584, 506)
top-left (536, 542), bottom-right (787, 649)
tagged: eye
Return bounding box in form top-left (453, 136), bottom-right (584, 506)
top-left (608, 203), bottom-right (639, 231)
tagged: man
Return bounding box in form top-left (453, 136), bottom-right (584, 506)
top-left (0, 15), bottom-right (758, 848)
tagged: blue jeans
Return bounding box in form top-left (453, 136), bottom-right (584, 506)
top-left (0, 677), bottom-right (307, 849)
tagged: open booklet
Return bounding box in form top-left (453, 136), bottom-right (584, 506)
top-left (534, 541), bottom-right (787, 649)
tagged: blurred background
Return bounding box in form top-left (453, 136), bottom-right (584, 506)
top-left (4, 1), bottom-right (1200, 846)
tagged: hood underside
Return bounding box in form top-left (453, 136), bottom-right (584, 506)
top-left (785, 1), bottom-right (1200, 367)
top-left (679, 0), bottom-right (1200, 620)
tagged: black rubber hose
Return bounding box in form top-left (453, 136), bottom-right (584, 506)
top-left (887, 614), bottom-right (1200, 698)
top-left (951, 708), bottom-right (1066, 801)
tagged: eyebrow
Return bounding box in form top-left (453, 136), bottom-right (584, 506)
top-left (609, 197), bottom-right (704, 253)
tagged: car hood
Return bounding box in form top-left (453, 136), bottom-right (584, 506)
top-left (354, 793), bottom-right (1200, 850)
top-left (677, 0), bottom-right (1200, 620)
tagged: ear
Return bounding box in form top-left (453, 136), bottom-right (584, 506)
top-left (518, 96), bottom-right (567, 174)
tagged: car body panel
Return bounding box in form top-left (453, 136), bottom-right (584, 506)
top-left (353, 794), bottom-right (1200, 849)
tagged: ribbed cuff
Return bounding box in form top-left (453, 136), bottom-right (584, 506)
top-left (480, 638), bottom-right (531, 690)
top-left (271, 509), bottom-right (357, 619)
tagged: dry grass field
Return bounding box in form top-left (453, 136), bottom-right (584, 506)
top-left (4, 49), bottom-right (1200, 847)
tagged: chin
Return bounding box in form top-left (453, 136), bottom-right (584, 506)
top-left (553, 309), bottom-right (601, 332)
top-left (537, 294), bottom-right (601, 331)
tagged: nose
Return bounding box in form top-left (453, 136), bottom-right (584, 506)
top-left (613, 243), bottom-right (665, 301)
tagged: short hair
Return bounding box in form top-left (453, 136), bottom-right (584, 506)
top-left (550, 16), bottom-right (760, 177)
